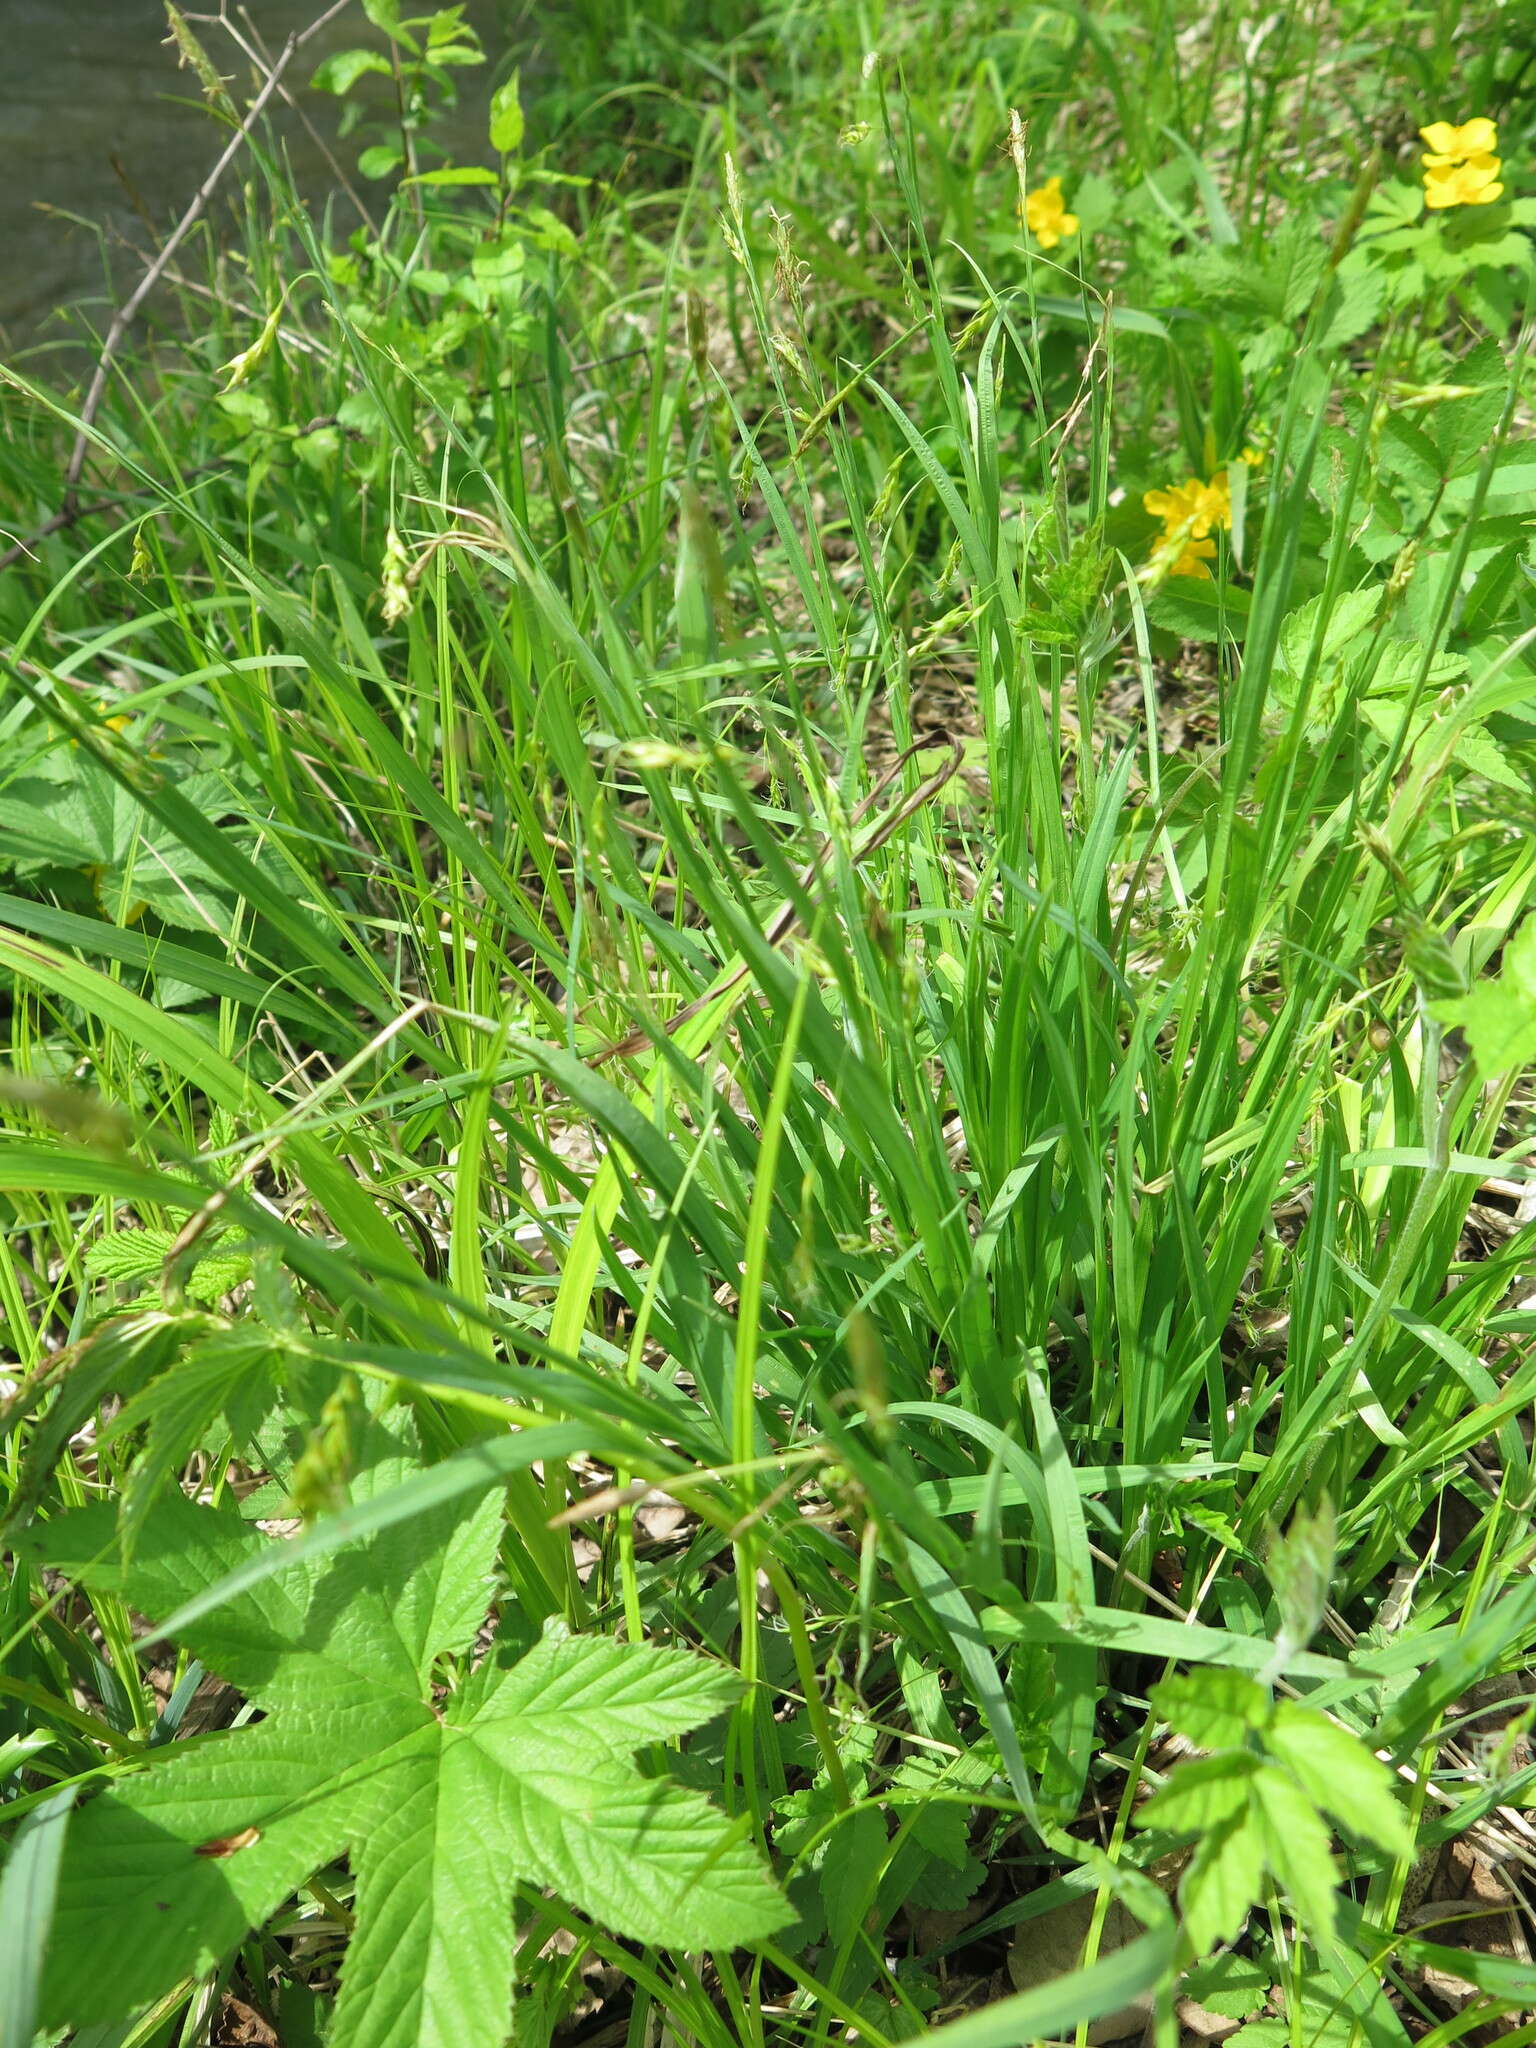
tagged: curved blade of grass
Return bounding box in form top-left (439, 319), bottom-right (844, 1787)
top-left (912, 1921), bottom-right (1177, 2048)
top-left (0, 1785), bottom-right (77, 2048)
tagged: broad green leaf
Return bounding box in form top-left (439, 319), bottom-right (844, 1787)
top-left (86, 1225), bottom-right (250, 1304)
top-left (326, 1737), bottom-right (514, 2048)
top-left (1278, 587), bottom-right (1381, 678)
top-left (1180, 1813), bottom-right (1267, 1955)
top-left (0, 765), bottom-right (251, 933)
top-left (147, 1418), bottom-right (593, 1643)
top-left (457, 1733), bottom-right (787, 1950)
top-left (467, 1628), bottom-right (740, 1759)
top-left (34, 1416), bottom-right (502, 1708)
top-left (1138, 1751), bottom-right (1259, 1833)
top-left (45, 1706), bottom-right (428, 2026)
top-left (39, 1468), bottom-right (784, 2046)
top-left (489, 71), bottom-right (523, 154)
top-left (1432, 918), bottom-right (1536, 1077)
top-left (1181, 1952), bottom-right (1270, 2020)
top-left (338, 1425), bottom-right (505, 1689)
top-left (1251, 1766), bottom-right (1340, 1947)
top-left (1266, 1706), bottom-right (1412, 1857)
top-left (310, 49), bottom-right (396, 93)
top-left (1150, 1669), bottom-right (1271, 1752)
top-left (1146, 577), bottom-right (1250, 644)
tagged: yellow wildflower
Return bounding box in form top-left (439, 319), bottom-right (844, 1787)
top-left (1424, 155), bottom-right (1504, 208)
top-left (1143, 470), bottom-right (1232, 580)
top-left (1419, 117), bottom-right (1497, 164)
top-left (1419, 117), bottom-right (1505, 208)
top-left (1024, 176), bottom-right (1079, 251)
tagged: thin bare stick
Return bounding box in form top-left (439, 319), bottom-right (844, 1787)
top-left (60, 0), bottom-right (354, 509)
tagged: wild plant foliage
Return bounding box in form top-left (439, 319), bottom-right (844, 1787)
top-left (3, 2), bottom-right (1536, 2044)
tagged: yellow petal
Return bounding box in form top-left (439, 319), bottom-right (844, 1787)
top-left (1168, 542), bottom-right (1215, 578)
top-left (1419, 117), bottom-right (1496, 158)
top-left (1059, 211), bottom-right (1080, 238)
top-left (1453, 117), bottom-right (1498, 154)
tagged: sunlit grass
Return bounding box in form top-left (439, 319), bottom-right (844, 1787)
top-left (4, 1), bottom-right (1536, 2041)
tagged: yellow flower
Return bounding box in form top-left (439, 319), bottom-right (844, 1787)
top-left (1419, 117), bottom-right (1498, 164)
top-left (1024, 175), bottom-right (1079, 251)
top-left (1424, 154), bottom-right (1504, 208)
top-left (1418, 117), bottom-right (1505, 208)
top-left (1143, 470), bottom-right (1232, 579)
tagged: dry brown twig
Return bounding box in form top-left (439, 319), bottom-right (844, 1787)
top-left (0, 0), bottom-right (355, 575)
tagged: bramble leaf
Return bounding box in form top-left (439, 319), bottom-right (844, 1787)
top-left (1150, 1668), bottom-right (1271, 1752)
top-left (1180, 1812), bottom-right (1267, 1954)
top-left (1432, 918), bottom-right (1536, 1077)
top-left (1139, 1751), bottom-right (1260, 1833)
top-left (1251, 1765), bottom-right (1341, 1947)
top-left (39, 1423), bottom-right (786, 2047)
top-left (1266, 1705), bottom-right (1413, 1857)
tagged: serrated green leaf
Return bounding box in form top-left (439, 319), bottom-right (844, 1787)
top-left (101, 1333), bottom-right (280, 1544)
top-left (1279, 587), bottom-right (1381, 679)
top-left (326, 1735), bottom-right (515, 2048)
top-left (1150, 1668), bottom-right (1271, 1751)
top-left (1432, 918), bottom-right (1536, 1077)
top-left (1182, 1951), bottom-right (1270, 2020)
top-left (44, 1705), bottom-right (427, 2026)
top-left (1180, 1813), bottom-right (1267, 1954)
top-left (40, 1481), bottom-right (785, 2044)
top-left (897, 1789), bottom-right (971, 1870)
top-left (471, 1743), bottom-right (790, 1950)
top-left (818, 1805), bottom-right (887, 1951)
top-left (35, 1416), bottom-right (503, 1709)
top-left (1251, 1766), bottom-right (1340, 1947)
top-left (83, 1226), bottom-right (170, 1282)
top-left (86, 1227), bottom-right (251, 1304)
top-left (1138, 1750), bottom-right (1260, 1833)
top-left (1267, 1705), bottom-right (1413, 1858)
top-left (465, 1628), bottom-right (740, 1759)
